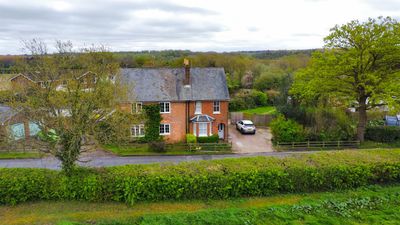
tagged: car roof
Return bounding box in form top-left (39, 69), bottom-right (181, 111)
top-left (241, 120), bottom-right (253, 124)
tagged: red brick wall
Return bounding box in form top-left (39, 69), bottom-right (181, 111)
top-left (119, 100), bottom-right (229, 143)
top-left (188, 101), bottom-right (229, 140)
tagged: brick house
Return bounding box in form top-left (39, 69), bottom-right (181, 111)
top-left (120, 61), bottom-right (230, 143)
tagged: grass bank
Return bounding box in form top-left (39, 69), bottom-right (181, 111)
top-left (0, 151), bottom-right (42, 159)
top-left (239, 106), bottom-right (277, 115)
top-left (1, 185), bottom-right (399, 225)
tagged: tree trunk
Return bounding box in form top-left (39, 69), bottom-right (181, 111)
top-left (357, 97), bottom-right (368, 142)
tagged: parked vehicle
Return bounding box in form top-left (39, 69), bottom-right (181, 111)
top-left (236, 120), bottom-right (256, 134)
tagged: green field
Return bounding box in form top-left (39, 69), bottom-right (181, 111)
top-left (1, 185), bottom-right (399, 225)
top-left (239, 106), bottom-right (277, 115)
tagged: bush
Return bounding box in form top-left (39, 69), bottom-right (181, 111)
top-left (365, 126), bottom-right (400, 142)
top-left (148, 141), bottom-right (166, 152)
top-left (270, 115), bottom-right (305, 143)
top-left (229, 89), bottom-right (268, 111)
top-left (143, 104), bottom-right (162, 142)
top-left (186, 134), bottom-right (197, 143)
top-left (197, 134), bottom-right (219, 143)
top-left (2, 150), bottom-right (400, 205)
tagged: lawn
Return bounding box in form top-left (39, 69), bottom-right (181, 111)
top-left (103, 143), bottom-right (232, 156)
top-left (239, 106), bottom-right (277, 115)
top-left (0, 151), bottom-right (42, 159)
top-left (1, 185), bottom-right (399, 225)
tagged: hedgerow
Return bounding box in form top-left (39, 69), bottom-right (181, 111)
top-left (1, 150), bottom-right (400, 205)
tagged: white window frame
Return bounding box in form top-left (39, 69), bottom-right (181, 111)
top-left (160, 102), bottom-right (171, 113)
top-left (160, 123), bottom-right (171, 135)
top-left (195, 101), bottom-right (202, 114)
top-left (193, 123), bottom-right (197, 136)
top-left (131, 124), bottom-right (145, 137)
top-left (213, 101), bottom-right (220, 114)
top-left (132, 102), bottom-right (143, 114)
top-left (198, 123), bottom-right (208, 137)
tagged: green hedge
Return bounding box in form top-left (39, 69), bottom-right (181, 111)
top-left (197, 134), bottom-right (219, 143)
top-left (365, 126), bottom-right (400, 142)
top-left (1, 150), bottom-right (400, 205)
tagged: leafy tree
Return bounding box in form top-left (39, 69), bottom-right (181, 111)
top-left (291, 17), bottom-right (400, 141)
top-left (8, 40), bottom-right (130, 174)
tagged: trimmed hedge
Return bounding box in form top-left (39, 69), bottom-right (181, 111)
top-left (1, 150), bottom-right (400, 205)
top-left (197, 134), bottom-right (219, 143)
top-left (365, 126), bottom-right (400, 142)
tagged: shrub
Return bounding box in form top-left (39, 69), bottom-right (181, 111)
top-left (197, 134), bottom-right (219, 143)
top-left (365, 126), bottom-right (400, 142)
top-left (148, 141), bottom-right (166, 152)
top-left (229, 89), bottom-right (268, 111)
top-left (270, 115), bottom-right (305, 143)
top-left (186, 134), bottom-right (197, 143)
top-left (1, 150), bottom-right (400, 205)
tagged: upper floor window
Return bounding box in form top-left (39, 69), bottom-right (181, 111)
top-left (160, 102), bottom-right (170, 113)
top-left (131, 124), bottom-right (145, 137)
top-left (195, 101), bottom-right (202, 114)
top-left (132, 102), bottom-right (142, 114)
top-left (160, 124), bottom-right (170, 135)
top-left (213, 101), bottom-right (220, 113)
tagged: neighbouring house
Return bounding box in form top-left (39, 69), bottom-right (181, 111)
top-left (0, 104), bottom-right (40, 141)
top-left (120, 60), bottom-right (230, 143)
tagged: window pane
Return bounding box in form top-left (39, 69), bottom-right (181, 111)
top-left (29, 122), bottom-right (40, 136)
top-left (160, 124), bottom-right (165, 134)
top-left (166, 103), bottom-right (170, 112)
top-left (199, 123), bottom-right (207, 136)
top-left (165, 124), bottom-right (170, 133)
top-left (11, 123), bottom-right (25, 140)
top-left (160, 103), bottom-right (164, 112)
top-left (195, 101), bottom-right (202, 114)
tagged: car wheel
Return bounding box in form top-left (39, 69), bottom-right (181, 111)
top-left (240, 128), bottom-right (244, 134)
top-left (252, 131), bottom-right (256, 135)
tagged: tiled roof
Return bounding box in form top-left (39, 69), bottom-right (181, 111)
top-left (121, 68), bottom-right (230, 102)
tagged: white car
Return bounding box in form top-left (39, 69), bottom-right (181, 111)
top-left (236, 120), bottom-right (256, 134)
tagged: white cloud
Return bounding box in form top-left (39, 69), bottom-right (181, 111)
top-left (0, 0), bottom-right (399, 54)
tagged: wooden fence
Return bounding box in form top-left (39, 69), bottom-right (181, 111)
top-left (276, 140), bottom-right (360, 150)
top-left (230, 112), bottom-right (274, 126)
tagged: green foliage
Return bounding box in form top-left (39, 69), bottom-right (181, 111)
top-left (148, 141), bottom-right (166, 153)
top-left (270, 115), bottom-right (305, 143)
top-left (197, 134), bottom-right (219, 143)
top-left (229, 89), bottom-right (268, 111)
top-left (2, 149), bottom-right (400, 205)
top-left (94, 110), bottom-right (137, 145)
top-left (143, 104), bottom-right (162, 142)
top-left (291, 17), bottom-right (400, 141)
top-left (186, 134), bottom-right (196, 143)
top-left (365, 126), bottom-right (400, 142)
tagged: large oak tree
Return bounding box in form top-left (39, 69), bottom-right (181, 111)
top-left (291, 17), bottom-right (400, 141)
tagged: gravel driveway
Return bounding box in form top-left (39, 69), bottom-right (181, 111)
top-left (229, 124), bottom-right (274, 153)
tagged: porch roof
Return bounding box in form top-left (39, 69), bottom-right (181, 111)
top-left (190, 114), bottom-right (215, 123)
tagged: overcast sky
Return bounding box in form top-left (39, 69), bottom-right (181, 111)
top-left (0, 0), bottom-right (399, 54)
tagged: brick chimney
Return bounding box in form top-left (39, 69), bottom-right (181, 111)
top-left (183, 58), bottom-right (190, 86)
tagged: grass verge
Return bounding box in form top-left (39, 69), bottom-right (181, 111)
top-left (103, 144), bottom-right (232, 156)
top-left (0, 152), bottom-right (42, 159)
top-left (1, 185), bottom-right (399, 225)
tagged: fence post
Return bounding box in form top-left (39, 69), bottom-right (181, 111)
top-left (337, 140), bottom-right (340, 148)
top-left (292, 142), bottom-right (294, 148)
top-left (322, 141), bottom-right (325, 148)
top-left (307, 141), bottom-right (310, 148)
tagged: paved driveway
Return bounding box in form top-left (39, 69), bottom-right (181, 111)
top-left (229, 124), bottom-right (274, 153)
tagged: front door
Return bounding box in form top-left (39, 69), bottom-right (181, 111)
top-left (218, 123), bottom-right (225, 139)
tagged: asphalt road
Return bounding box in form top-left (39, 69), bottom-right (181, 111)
top-left (0, 151), bottom-right (312, 170)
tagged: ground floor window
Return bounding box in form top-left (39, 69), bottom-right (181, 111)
top-left (198, 123), bottom-right (208, 137)
top-left (131, 124), bottom-right (145, 137)
top-left (160, 124), bottom-right (170, 135)
top-left (10, 123), bottom-right (25, 140)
